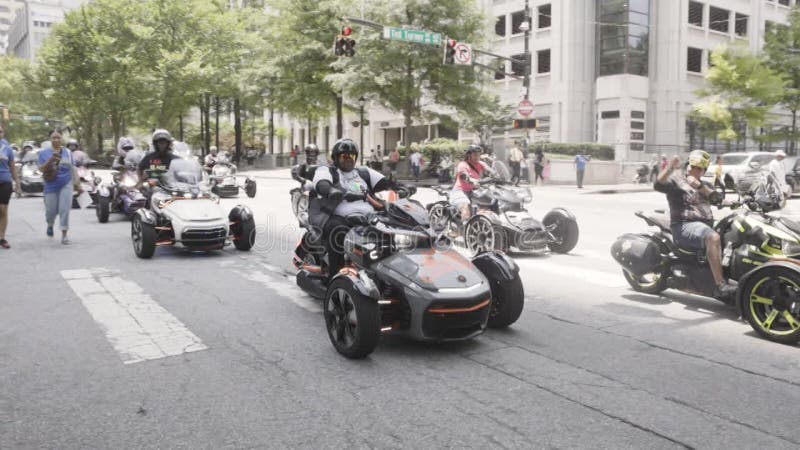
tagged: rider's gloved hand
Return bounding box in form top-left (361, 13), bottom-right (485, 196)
top-left (343, 191), bottom-right (366, 202)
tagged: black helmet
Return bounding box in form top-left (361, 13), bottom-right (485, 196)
top-left (464, 144), bottom-right (482, 159)
top-left (304, 143), bottom-right (319, 156)
top-left (331, 138), bottom-right (358, 168)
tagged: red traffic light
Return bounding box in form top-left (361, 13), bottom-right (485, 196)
top-left (447, 38), bottom-right (457, 48)
top-left (342, 26), bottom-right (353, 36)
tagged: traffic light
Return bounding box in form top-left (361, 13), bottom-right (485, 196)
top-left (334, 26), bottom-right (355, 57)
top-left (443, 38), bottom-right (456, 65)
top-left (512, 119), bottom-right (537, 129)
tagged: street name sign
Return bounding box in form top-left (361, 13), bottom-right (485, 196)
top-left (383, 27), bottom-right (442, 46)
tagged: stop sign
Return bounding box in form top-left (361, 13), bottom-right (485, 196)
top-left (518, 99), bottom-right (534, 117)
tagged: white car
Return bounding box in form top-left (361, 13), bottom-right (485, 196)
top-left (702, 152), bottom-right (775, 192)
top-left (131, 158), bottom-right (255, 258)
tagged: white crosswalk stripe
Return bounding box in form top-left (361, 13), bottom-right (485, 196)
top-left (62, 268), bottom-right (208, 364)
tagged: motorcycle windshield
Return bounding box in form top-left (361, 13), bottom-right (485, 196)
top-left (492, 161), bottom-right (512, 182)
top-left (162, 159), bottom-right (204, 190)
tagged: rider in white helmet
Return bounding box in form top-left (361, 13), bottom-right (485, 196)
top-left (655, 149), bottom-right (737, 298)
top-left (204, 145), bottom-right (219, 171)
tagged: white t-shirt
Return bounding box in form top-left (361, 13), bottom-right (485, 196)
top-left (769, 158), bottom-right (787, 189)
top-left (410, 151), bottom-right (422, 167)
top-left (312, 166), bottom-right (385, 217)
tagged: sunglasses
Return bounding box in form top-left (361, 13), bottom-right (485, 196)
top-left (338, 153), bottom-right (356, 160)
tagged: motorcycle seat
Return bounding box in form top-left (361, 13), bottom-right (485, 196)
top-left (635, 210), bottom-right (671, 234)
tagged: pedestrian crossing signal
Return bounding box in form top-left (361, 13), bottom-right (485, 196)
top-left (334, 27), bottom-right (356, 57)
top-left (513, 119), bottom-right (537, 129)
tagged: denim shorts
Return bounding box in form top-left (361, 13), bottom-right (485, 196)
top-left (671, 221), bottom-right (714, 250)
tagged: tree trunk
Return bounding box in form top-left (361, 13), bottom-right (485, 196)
top-left (203, 94), bottom-right (211, 157)
top-left (335, 92), bottom-right (343, 139)
top-left (215, 95), bottom-right (220, 152)
top-left (268, 102), bottom-right (274, 155)
top-left (307, 117), bottom-right (312, 145)
top-left (234, 97), bottom-right (242, 163)
top-left (179, 115), bottom-right (184, 142)
top-left (199, 96), bottom-right (205, 154)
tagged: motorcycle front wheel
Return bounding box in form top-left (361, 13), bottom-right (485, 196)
top-left (324, 278), bottom-right (381, 359)
top-left (741, 266), bottom-right (800, 344)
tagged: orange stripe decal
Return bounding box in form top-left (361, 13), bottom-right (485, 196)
top-left (428, 299), bottom-right (490, 314)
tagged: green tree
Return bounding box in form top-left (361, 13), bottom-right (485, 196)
top-left (693, 45), bottom-right (785, 144)
top-left (0, 56), bottom-right (51, 143)
top-left (764, 8), bottom-right (800, 154)
top-left (460, 93), bottom-right (515, 146)
top-left (328, 0), bottom-right (489, 146)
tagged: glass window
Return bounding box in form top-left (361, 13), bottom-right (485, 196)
top-left (601, 110), bottom-right (621, 119)
top-left (511, 10), bottom-right (527, 34)
top-left (779, 0), bottom-right (790, 6)
top-left (511, 53), bottom-right (526, 76)
top-left (631, 121), bottom-right (645, 130)
top-left (632, 111), bottom-right (645, 119)
top-left (538, 4), bottom-right (551, 29)
top-left (631, 143), bottom-right (645, 151)
top-left (631, 132), bottom-right (645, 140)
top-left (537, 49), bottom-right (551, 73)
top-left (688, 2), bottom-right (703, 27)
top-left (597, 0), bottom-right (649, 77)
top-left (687, 47), bottom-right (702, 73)
top-left (735, 13), bottom-right (747, 36)
top-left (709, 6), bottom-right (729, 33)
top-left (495, 15), bottom-right (506, 37)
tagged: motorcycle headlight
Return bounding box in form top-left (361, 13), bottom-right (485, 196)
top-left (393, 234), bottom-right (416, 250)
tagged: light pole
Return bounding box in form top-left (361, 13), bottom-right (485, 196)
top-left (520, 0), bottom-right (531, 100)
top-left (359, 96), bottom-right (366, 165)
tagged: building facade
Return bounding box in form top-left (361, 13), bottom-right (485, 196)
top-left (0, 0), bottom-right (24, 54)
top-left (483, 0), bottom-right (798, 161)
top-left (7, 0), bottom-right (85, 63)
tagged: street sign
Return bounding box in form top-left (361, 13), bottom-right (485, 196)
top-left (518, 99), bottom-right (534, 117)
top-left (383, 27), bottom-right (442, 46)
top-left (453, 43), bottom-right (472, 65)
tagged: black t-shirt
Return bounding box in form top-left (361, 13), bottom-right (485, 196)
top-left (654, 172), bottom-right (714, 225)
top-left (138, 152), bottom-right (176, 178)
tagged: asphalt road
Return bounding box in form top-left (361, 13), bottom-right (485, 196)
top-left (1, 170), bottom-right (799, 449)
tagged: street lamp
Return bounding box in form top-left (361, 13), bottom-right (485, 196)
top-left (520, 0), bottom-right (531, 100)
top-left (358, 96), bottom-right (366, 165)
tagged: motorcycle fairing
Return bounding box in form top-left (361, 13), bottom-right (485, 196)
top-left (377, 249), bottom-right (486, 291)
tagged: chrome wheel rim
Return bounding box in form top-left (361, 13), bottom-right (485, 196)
top-left (466, 217), bottom-right (494, 254)
top-left (326, 288), bottom-right (358, 348)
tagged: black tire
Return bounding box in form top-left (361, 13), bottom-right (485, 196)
top-left (233, 217), bottom-right (256, 251)
top-left (131, 215), bottom-right (156, 259)
top-left (487, 273), bottom-right (525, 328)
top-left (741, 266), bottom-right (800, 345)
top-left (245, 179), bottom-right (257, 198)
top-left (324, 278), bottom-right (381, 359)
top-left (544, 209), bottom-right (579, 254)
top-left (96, 196), bottom-right (110, 223)
top-left (622, 269), bottom-right (667, 295)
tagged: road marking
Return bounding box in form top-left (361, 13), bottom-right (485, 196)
top-left (242, 264), bottom-right (323, 313)
top-left (516, 259), bottom-right (626, 288)
top-left (61, 268), bottom-right (207, 364)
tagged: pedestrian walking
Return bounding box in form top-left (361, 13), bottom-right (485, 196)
top-left (508, 143), bottom-right (525, 186)
top-left (387, 148), bottom-right (400, 180)
top-left (38, 130), bottom-right (80, 244)
top-left (291, 145), bottom-right (299, 165)
top-left (410, 147), bottom-right (423, 182)
top-left (0, 126), bottom-right (22, 249)
top-left (649, 155), bottom-right (659, 183)
top-left (574, 152), bottom-right (591, 189)
top-left (533, 148), bottom-right (545, 186)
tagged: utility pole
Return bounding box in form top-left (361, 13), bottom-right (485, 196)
top-left (520, 0), bottom-right (532, 144)
top-left (359, 96), bottom-right (366, 165)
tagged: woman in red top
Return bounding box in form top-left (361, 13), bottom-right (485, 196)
top-left (450, 144), bottom-right (493, 222)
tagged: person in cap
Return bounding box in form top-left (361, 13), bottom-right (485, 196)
top-left (655, 150), bottom-right (736, 298)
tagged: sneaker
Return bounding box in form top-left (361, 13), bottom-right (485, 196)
top-left (0, 239), bottom-right (9, 249)
top-left (61, 236), bottom-right (71, 245)
top-left (46, 226), bottom-right (54, 237)
top-left (714, 280), bottom-right (738, 300)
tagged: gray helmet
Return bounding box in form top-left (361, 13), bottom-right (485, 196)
top-left (151, 129), bottom-right (173, 151)
top-left (66, 138), bottom-right (79, 149)
top-left (464, 144), bottom-right (483, 159)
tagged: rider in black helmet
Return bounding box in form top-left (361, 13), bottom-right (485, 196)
top-left (309, 138), bottom-right (396, 280)
top-left (138, 129), bottom-right (177, 185)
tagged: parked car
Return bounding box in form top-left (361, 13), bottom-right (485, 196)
top-left (702, 152), bottom-right (775, 192)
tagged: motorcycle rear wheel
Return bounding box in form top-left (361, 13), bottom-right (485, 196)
top-left (544, 210), bottom-right (579, 254)
top-left (96, 196), bottom-right (110, 223)
top-left (741, 267), bottom-right (800, 344)
top-left (245, 179), bottom-right (257, 198)
top-left (622, 269), bottom-right (667, 295)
